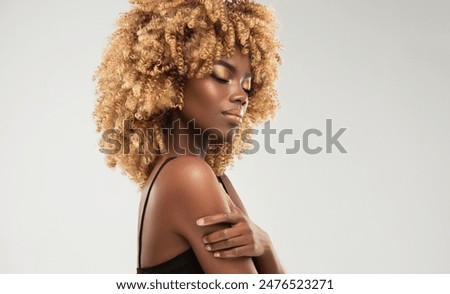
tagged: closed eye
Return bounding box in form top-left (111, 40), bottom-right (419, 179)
top-left (211, 74), bottom-right (229, 84)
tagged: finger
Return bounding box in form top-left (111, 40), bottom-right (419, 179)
top-left (204, 235), bottom-right (248, 252)
top-left (196, 212), bottom-right (243, 226)
top-left (202, 226), bottom-right (246, 244)
top-left (213, 245), bottom-right (255, 258)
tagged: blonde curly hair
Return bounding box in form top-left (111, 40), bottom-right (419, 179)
top-left (93, 0), bottom-right (282, 189)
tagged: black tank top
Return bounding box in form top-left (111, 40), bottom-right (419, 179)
top-left (137, 156), bottom-right (206, 274)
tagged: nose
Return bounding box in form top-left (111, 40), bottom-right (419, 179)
top-left (229, 85), bottom-right (248, 107)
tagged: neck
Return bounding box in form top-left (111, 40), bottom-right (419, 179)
top-left (164, 110), bottom-right (210, 159)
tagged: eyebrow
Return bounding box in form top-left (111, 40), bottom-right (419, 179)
top-left (214, 60), bottom-right (252, 78)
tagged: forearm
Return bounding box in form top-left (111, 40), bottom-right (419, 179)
top-left (253, 241), bottom-right (285, 274)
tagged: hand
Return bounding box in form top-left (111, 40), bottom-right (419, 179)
top-left (196, 200), bottom-right (271, 258)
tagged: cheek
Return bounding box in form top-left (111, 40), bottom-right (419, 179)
top-left (184, 81), bottom-right (222, 111)
top-left (180, 80), bottom-right (224, 127)
top-left (194, 82), bottom-right (222, 106)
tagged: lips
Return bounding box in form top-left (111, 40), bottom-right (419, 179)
top-left (222, 109), bottom-right (243, 125)
top-left (222, 108), bottom-right (243, 119)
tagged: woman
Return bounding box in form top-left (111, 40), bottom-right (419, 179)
top-left (94, 0), bottom-right (283, 273)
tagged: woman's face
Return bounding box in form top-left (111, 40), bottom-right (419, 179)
top-left (178, 50), bottom-right (252, 142)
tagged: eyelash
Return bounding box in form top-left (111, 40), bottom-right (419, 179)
top-left (211, 74), bottom-right (252, 95)
top-left (211, 74), bottom-right (228, 84)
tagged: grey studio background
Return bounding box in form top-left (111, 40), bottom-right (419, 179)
top-left (0, 0), bottom-right (449, 273)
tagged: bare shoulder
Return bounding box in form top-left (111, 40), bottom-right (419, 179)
top-left (157, 156), bottom-right (220, 193)
top-left (155, 155), bottom-right (231, 237)
top-left (151, 156), bottom-right (257, 273)
top-left (162, 156), bottom-right (217, 185)
top-left (155, 156), bottom-right (229, 214)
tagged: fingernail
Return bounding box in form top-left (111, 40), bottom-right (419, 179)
top-left (214, 252), bottom-right (220, 257)
top-left (196, 219), bottom-right (205, 226)
top-left (202, 237), bottom-right (207, 243)
top-left (205, 245), bottom-right (212, 251)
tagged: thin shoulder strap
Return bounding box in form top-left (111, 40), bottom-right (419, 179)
top-left (217, 176), bottom-right (229, 194)
top-left (138, 156), bottom-right (178, 268)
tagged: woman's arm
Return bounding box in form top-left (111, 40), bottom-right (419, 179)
top-left (197, 174), bottom-right (285, 274)
top-left (156, 156), bottom-right (258, 274)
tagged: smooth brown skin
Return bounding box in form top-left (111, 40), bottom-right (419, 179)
top-left (139, 51), bottom-right (283, 273)
top-left (198, 174), bottom-right (284, 274)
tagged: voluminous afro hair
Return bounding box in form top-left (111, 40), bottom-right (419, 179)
top-left (93, 0), bottom-right (282, 189)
